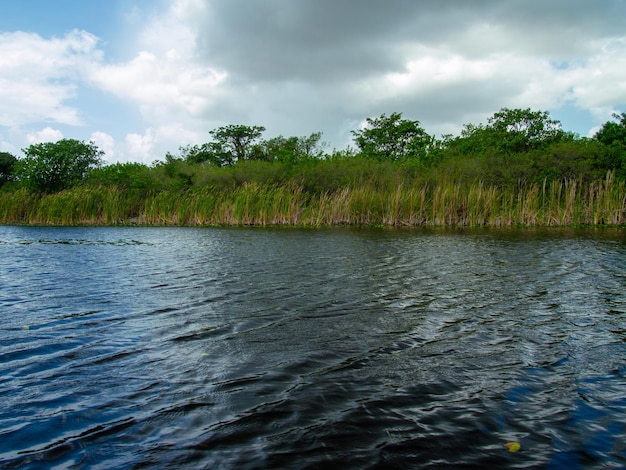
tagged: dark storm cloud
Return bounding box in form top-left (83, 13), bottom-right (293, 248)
top-left (192, 0), bottom-right (625, 83)
top-left (192, 0), bottom-right (476, 82)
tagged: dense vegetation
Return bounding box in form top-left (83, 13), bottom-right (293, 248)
top-left (1, 108), bottom-right (625, 227)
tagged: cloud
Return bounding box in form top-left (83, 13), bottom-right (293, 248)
top-left (189, 0), bottom-right (626, 83)
top-left (124, 129), bottom-right (155, 163)
top-left (88, 0), bottom-right (227, 123)
top-left (80, 0), bottom-right (230, 161)
top-left (90, 51), bottom-right (226, 121)
top-left (0, 30), bottom-right (101, 127)
top-left (567, 37), bottom-right (626, 117)
top-left (100, 124), bottom-right (205, 164)
top-left (143, 0), bottom-right (626, 145)
top-left (26, 127), bottom-right (64, 144)
top-left (90, 131), bottom-right (116, 162)
top-left (2, 0), bottom-right (626, 162)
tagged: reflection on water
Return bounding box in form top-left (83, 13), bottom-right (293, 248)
top-left (1, 226), bottom-right (625, 468)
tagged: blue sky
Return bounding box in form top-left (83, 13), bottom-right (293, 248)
top-left (1, 0), bottom-right (625, 163)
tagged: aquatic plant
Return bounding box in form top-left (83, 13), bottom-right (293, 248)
top-left (0, 171), bottom-right (623, 227)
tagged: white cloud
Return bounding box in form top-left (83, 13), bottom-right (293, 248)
top-left (88, 0), bottom-right (227, 125)
top-left (567, 37), bottom-right (626, 119)
top-left (90, 131), bottom-right (116, 162)
top-left (0, 30), bottom-right (101, 127)
top-left (124, 130), bottom-right (155, 163)
top-left (26, 127), bottom-right (64, 144)
top-left (0, 139), bottom-right (18, 155)
top-left (113, 124), bottom-right (207, 164)
top-left (90, 51), bottom-right (226, 121)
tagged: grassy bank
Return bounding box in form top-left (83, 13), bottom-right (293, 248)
top-left (1, 173), bottom-right (624, 227)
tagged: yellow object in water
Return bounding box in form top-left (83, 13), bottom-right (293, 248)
top-left (505, 441), bottom-right (521, 452)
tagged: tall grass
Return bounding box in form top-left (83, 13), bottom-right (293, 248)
top-left (0, 186), bottom-right (145, 225)
top-left (1, 172), bottom-right (624, 226)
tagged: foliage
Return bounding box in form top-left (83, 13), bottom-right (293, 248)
top-left (259, 132), bottom-right (326, 164)
top-left (0, 151), bottom-right (17, 188)
top-left (181, 142), bottom-right (228, 166)
top-left (3, 105), bottom-right (626, 227)
top-left (87, 162), bottom-right (154, 190)
top-left (14, 139), bottom-right (103, 192)
top-left (595, 111), bottom-right (626, 146)
top-left (437, 139), bottom-right (606, 187)
top-left (445, 108), bottom-right (568, 156)
top-left (487, 107), bottom-right (568, 152)
top-left (594, 111), bottom-right (626, 178)
top-left (180, 125), bottom-right (267, 166)
top-left (211, 124), bottom-right (266, 161)
top-left (209, 124), bottom-right (266, 165)
top-left (352, 112), bottom-right (434, 163)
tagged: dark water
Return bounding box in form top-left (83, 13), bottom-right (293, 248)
top-left (1, 226), bottom-right (626, 469)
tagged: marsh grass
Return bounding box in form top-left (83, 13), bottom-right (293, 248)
top-left (1, 172), bottom-right (624, 227)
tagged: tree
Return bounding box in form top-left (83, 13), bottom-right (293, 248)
top-left (445, 108), bottom-right (568, 156)
top-left (182, 125), bottom-right (267, 166)
top-left (15, 139), bottom-right (103, 192)
top-left (486, 107), bottom-right (567, 153)
top-left (595, 111), bottom-right (626, 146)
top-left (351, 112), bottom-right (433, 163)
top-left (209, 124), bottom-right (266, 165)
top-left (594, 111), bottom-right (626, 176)
top-left (260, 132), bottom-right (326, 164)
top-left (179, 143), bottom-right (227, 166)
top-left (0, 151), bottom-right (17, 187)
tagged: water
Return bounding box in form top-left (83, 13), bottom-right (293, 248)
top-left (1, 225), bottom-right (625, 469)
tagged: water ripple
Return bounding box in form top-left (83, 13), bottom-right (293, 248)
top-left (1, 226), bottom-right (626, 468)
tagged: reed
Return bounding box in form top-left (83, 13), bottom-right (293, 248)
top-left (1, 172), bottom-right (624, 227)
top-left (0, 186), bottom-right (145, 225)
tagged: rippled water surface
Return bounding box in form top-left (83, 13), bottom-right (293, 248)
top-left (1, 225), bottom-right (626, 469)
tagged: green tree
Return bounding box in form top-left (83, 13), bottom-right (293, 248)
top-left (0, 151), bottom-right (17, 187)
top-left (446, 108), bottom-right (568, 156)
top-left (15, 139), bottom-right (103, 192)
top-left (260, 132), bottom-right (326, 164)
top-left (180, 142), bottom-right (228, 166)
top-left (209, 124), bottom-right (266, 165)
top-left (351, 112), bottom-right (433, 163)
top-left (595, 111), bottom-right (626, 146)
top-left (487, 107), bottom-right (567, 153)
top-left (183, 125), bottom-right (267, 166)
top-left (594, 111), bottom-right (626, 176)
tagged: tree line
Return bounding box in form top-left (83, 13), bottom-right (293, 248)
top-left (1, 107), bottom-right (625, 195)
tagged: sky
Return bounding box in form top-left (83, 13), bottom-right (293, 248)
top-left (1, 0), bottom-right (625, 164)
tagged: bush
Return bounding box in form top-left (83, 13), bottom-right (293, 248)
top-left (87, 162), bottom-right (154, 190)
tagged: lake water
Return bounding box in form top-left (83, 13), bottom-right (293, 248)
top-left (1, 225), bottom-right (625, 469)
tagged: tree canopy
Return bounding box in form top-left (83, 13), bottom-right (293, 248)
top-left (594, 111), bottom-right (626, 177)
top-left (351, 112), bottom-right (434, 163)
top-left (182, 125), bottom-right (266, 166)
top-left (210, 124), bottom-right (266, 165)
top-left (0, 151), bottom-right (17, 188)
top-left (445, 108), bottom-right (569, 157)
top-left (595, 112), bottom-right (626, 146)
top-left (3, 106), bottom-right (626, 195)
top-left (15, 139), bottom-right (103, 192)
